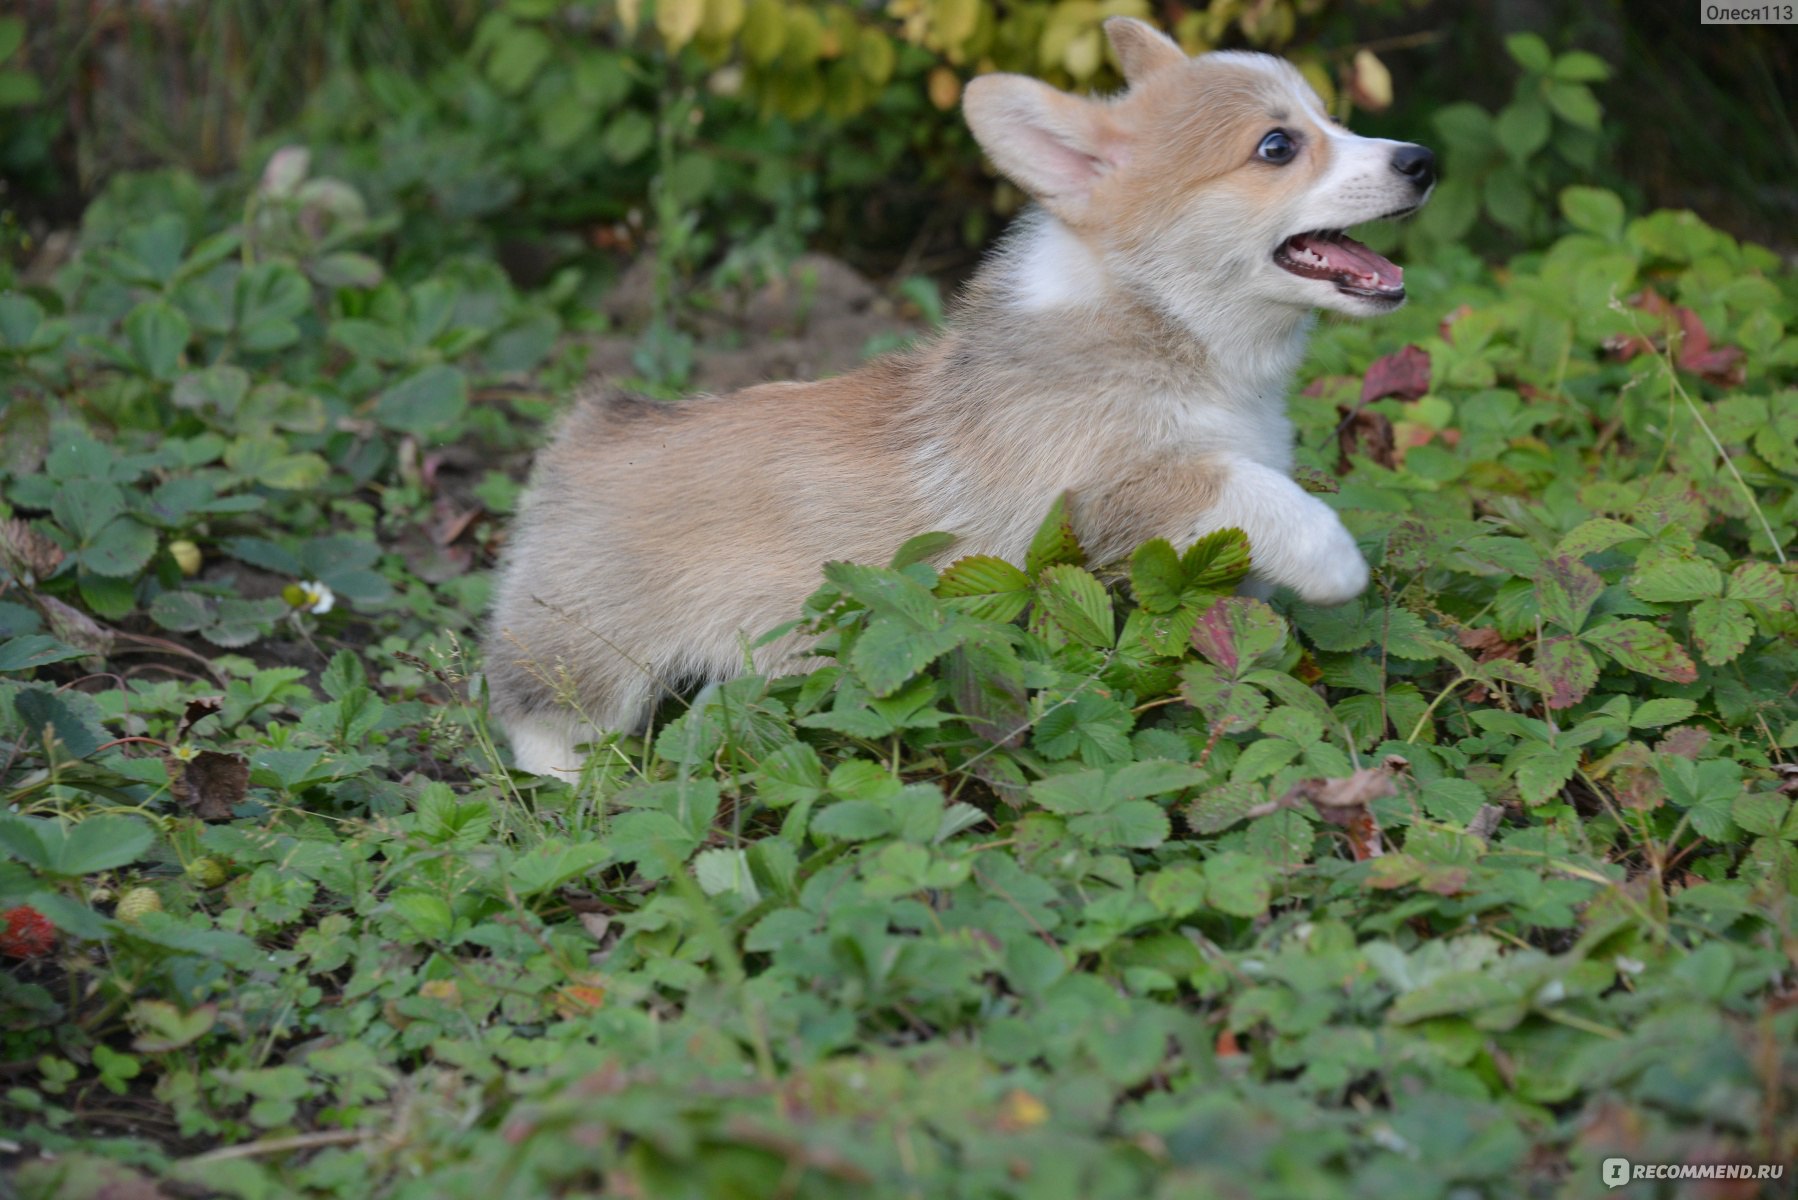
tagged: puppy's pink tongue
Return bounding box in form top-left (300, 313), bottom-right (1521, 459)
top-left (1291, 233), bottom-right (1404, 289)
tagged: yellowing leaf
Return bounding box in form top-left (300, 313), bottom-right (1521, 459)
top-left (740, 0), bottom-right (787, 64)
top-left (700, 0), bottom-right (745, 41)
top-left (927, 65), bottom-right (961, 111)
top-left (1348, 49), bottom-right (1392, 111)
top-left (1064, 27), bottom-right (1102, 79)
top-left (656, 0), bottom-right (705, 50)
top-left (858, 28), bottom-right (896, 86)
top-left (934, 0), bottom-right (980, 49)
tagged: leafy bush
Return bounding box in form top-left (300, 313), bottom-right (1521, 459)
top-left (2, 151), bottom-right (1796, 1195)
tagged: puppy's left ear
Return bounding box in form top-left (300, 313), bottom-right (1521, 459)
top-left (1104, 17), bottom-right (1186, 87)
top-left (964, 75), bottom-right (1125, 224)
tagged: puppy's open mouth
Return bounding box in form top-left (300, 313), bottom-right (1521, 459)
top-left (1273, 230), bottom-right (1405, 303)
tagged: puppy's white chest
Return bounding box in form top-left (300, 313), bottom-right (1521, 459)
top-left (1167, 397), bottom-right (1296, 473)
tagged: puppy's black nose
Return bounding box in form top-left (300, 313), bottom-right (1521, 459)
top-left (1391, 143), bottom-right (1436, 191)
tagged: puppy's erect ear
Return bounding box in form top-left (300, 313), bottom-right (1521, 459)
top-left (963, 75), bottom-right (1123, 221)
top-left (1104, 17), bottom-right (1186, 87)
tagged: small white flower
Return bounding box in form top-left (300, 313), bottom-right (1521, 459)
top-left (295, 580), bottom-right (335, 615)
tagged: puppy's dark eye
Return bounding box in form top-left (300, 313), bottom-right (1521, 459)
top-left (1257, 129), bottom-right (1297, 164)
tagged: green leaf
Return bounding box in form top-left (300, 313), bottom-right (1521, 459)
top-left (0, 635), bottom-right (87, 672)
top-left (1560, 186), bottom-right (1625, 239)
top-left (1630, 557), bottom-right (1723, 603)
top-left (1514, 744), bottom-right (1579, 806)
top-left (309, 252), bottom-right (384, 290)
top-left (487, 24), bottom-right (552, 93)
top-left (131, 1000), bottom-right (217, 1053)
top-left (1035, 565), bottom-right (1114, 647)
top-left (1030, 768), bottom-right (1105, 814)
top-left (693, 848), bottom-right (761, 901)
top-left (52, 481), bottom-right (125, 542)
top-left (14, 688), bottom-right (106, 759)
top-left (1550, 51), bottom-right (1610, 82)
top-left (386, 891), bottom-right (454, 941)
top-left (231, 262), bottom-right (309, 353)
top-left (1181, 527), bottom-right (1252, 590)
top-left (1179, 662), bottom-right (1268, 733)
top-left (374, 365), bottom-right (468, 437)
top-left (1128, 539), bottom-right (1185, 613)
top-left (0, 813), bottom-right (154, 876)
top-left (810, 800), bottom-right (894, 841)
top-left (1504, 32), bottom-right (1552, 72)
top-left (59, 814), bottom-right (154, 875)
top-left (1025, 492), bottom-right (1084, 576)
top-left (1536, 555), bottom-right (1603, 633)
top-left (889, 531), bottom-right (956, 570)
top-left (602, 111), bottom-right (655, 163)
top-left (1732, 791), bottom-right (1793, 840)
top-left (1204, 851), bottom-right (1273, 917)
top-left (1546, 82), bottom-right (1601, 130)
top-left (849, 617), bottom-right (963, 697)
top-left (78, 518), bottom-right (158, 577)
top-left (1068, 800), bottom-right (1169, 848)
top-left (936, 555), bottom-right (1031, 622)
top-left (1032, 689), bottom-right (1133, 764)
top-left (1484, 166), bottom-right (1536, 234)
top-left (1556, 517), bottom-right (1642, 557)
top-left (1495, 97), bottom-right (1550, 162)
top-left (1689, 597), bottom-right (1753, 665)
top-left (509, 838), bottom-right (612, 897)
top-left (1630, 698), bottom-right (1697, 729)
top-left (1580, 619), bottom-right (1698, 683)
top-left (123, 301), bottom-right (191, 381)
top-left (0, 291), bottom-right (44, 348)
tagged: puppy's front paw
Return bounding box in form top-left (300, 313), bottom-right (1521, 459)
top-left (1288, 512), bottom-right (1369, 606)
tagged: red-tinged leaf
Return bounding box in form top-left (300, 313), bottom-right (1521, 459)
top-left (1670, 306), bottom-right (1743, 383)
top-left (1336, 405), bottom-right (1396, 473)
top-left (1537, 635), bottom-right (1599, 709)
top-left (1360, 343), bottom-right (1431, 404)
top-left (1458, 626), bottom-right (1523, 663)
top-left (165, 750), bottom-right (250, 821)
top-left (1535, 554), bottom-right (1604, 633)
top-left (1300, 374), bottom-right (1358, 400)
top-left (1602, 333), bottom-right (1657, 362)
top-left (1689, 596), bottom-right (1753, 665)
top-left (1580, 619), bottom-right (1698, 683)
top-left (1726, 561), bottom-right (1785, 604)
top-left (1190, 597), bottom-right (1287, 677)
top-left (1655, 725), bottom-right (1711, 760)
top-left (1675, 304), bottom-right (1714, 357)
top-left (1438, 304), bottom-right (1473, 343)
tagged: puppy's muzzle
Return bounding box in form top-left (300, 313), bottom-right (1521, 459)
top-left (1390, 143), bottom-right (1437, 193)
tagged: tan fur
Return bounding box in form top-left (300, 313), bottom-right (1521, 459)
top-left (484, 19), bottom-right (1434, 776)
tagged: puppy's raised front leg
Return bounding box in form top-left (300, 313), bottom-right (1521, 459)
top-left (1193, 457), bottom-right (1369, 605)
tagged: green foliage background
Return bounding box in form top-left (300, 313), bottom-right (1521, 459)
top-left (2, 3), bottom-right (1797, 1198)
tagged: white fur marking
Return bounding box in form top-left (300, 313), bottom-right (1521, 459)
top-left (1008, 213), bottom-right (1107, 311)
top-left (1195, 457), bottom-right (1368, 604)
top-left (506, 713), bottom-right (593, 782)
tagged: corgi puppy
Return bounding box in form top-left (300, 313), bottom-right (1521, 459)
top-left (485, 18), bottom-right (1435, 778)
